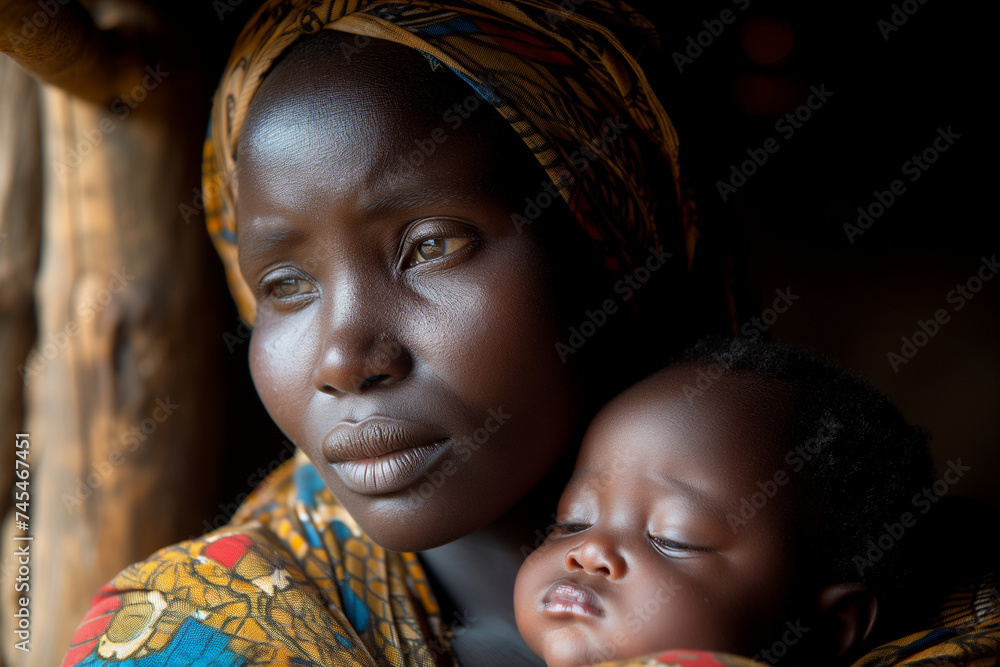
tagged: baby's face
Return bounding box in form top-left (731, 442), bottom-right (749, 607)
top-left (514, 367), bottom-right (805, 666)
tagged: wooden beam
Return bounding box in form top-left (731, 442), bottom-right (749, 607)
top-left (0, 1), bottom-right (226, 656)
top-left (0, 0), bottom-right (163, 107)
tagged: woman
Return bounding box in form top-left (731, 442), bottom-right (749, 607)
top-left (64, 1), bottom-right (997, 665)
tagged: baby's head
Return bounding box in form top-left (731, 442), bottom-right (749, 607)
top-left (514, 337), bottom-right (932, 666)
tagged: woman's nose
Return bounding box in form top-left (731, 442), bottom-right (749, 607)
top-left (565, 532), bottom-right (628, 580)
top-left (312, 316), bottom-right (413, 396)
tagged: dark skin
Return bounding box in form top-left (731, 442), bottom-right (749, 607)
top-left (236, 37), bottom-right (582, 664)
top-left (515, 366), bottom-right (879, 666)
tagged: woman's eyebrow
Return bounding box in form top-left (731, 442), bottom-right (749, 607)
top-left (238, 184), bottom-right (484, 262)
top-left (361, 184), bottom-right (487, 218)
top-left (240, 226), bottom-right (307, 261)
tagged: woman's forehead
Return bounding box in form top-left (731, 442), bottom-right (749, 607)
top-left (238, 36), bottom-right (523, 202)
top-left (241, 40), bottom-right (436, 150)
top-left (236, 101), bottom-right (515, 231)
top-left (243, 33), bottom-right (476, 133)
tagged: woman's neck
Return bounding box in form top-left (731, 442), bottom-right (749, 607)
top-left (417, 450), bottom-right (573, 666)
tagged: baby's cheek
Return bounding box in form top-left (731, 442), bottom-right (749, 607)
top-left (625, 572), bottom-right (766, 658)
top-left (513, 539), bottom-right (562, 650)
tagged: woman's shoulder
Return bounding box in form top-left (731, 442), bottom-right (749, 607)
top-left (63, 454), bottom-right (455, 667)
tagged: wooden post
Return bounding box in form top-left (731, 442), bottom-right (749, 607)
top-left (1, 2), bottom-right (225, 662)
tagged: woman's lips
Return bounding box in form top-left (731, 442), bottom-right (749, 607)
top-left (322, 417), bottom-right (451, 495)
top-left (542, 579), bottom-right (605, 618)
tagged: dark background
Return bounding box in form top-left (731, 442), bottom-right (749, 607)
top-left (635, 0), bottom-right (998, 512)
top-left (195, 0), bottom-right (998, 520)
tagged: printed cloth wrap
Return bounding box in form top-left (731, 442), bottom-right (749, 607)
top-left (202, 0), bottom-right (696, 325)
top-left (63, 455), bottom-right (1000, 666)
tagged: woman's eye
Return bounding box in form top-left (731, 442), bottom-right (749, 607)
top-left (266, 277), bottom-right (316, 300)
top-left (411, 237), bottom-right (472, 265)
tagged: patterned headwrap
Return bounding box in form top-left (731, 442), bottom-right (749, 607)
top-left (203, 0), bottom-right (696, 324)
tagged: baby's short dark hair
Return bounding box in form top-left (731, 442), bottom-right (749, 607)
top-left (677, 336), bottom-right (933, 601)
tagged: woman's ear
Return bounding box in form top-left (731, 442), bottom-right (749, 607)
top-left (815, 582), bottom-right (879, 657)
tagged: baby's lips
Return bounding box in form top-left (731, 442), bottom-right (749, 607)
top-left (541, 578), bottom-right (605, 618)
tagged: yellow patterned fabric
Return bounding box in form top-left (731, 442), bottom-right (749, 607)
top-left (848, 573), bottom-right (1000, 667)
top-left (64, 455), bottom-right (456, 666)
top-left (202, 0), bottom-right (693, 324)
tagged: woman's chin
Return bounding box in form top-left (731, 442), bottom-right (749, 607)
top-left (328, 486), bottom-right (500, 553)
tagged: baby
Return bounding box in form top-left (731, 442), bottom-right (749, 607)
top-left (514, 337), bottom-right (932, 666)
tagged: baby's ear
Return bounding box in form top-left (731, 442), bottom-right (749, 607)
top-left (813, 582), bottom-right (878, 657)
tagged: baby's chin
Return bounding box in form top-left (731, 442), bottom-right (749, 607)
top-left (539, 624), bottom-right (622, 667)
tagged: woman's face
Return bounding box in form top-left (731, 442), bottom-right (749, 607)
top-left (236, 39), bottom-right (579, 551)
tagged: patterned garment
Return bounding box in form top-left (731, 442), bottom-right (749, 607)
top-left (64, 456), bottom-right (452, 667)
top-left (846, 573), bottom-right (1000, 667)
top-left (202, 0), bottom-right (697, 325)
top-left (63, 455), bottom-right (1000, 666)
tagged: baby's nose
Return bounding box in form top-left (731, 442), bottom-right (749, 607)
top-left (565, 533), bottom-right (627, 580)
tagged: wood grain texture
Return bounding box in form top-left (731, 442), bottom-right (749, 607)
top-left (0, 0), bottom-right (164, 107)
top-left (0, 22), bottom-right (225, 661)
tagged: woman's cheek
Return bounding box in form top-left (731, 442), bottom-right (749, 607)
top-left (249, 311), bottom-right (317, 435)
top-left (431, 282), bottom-right (572, 458)
top-left (427, 256), bottom-right (565, 401)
